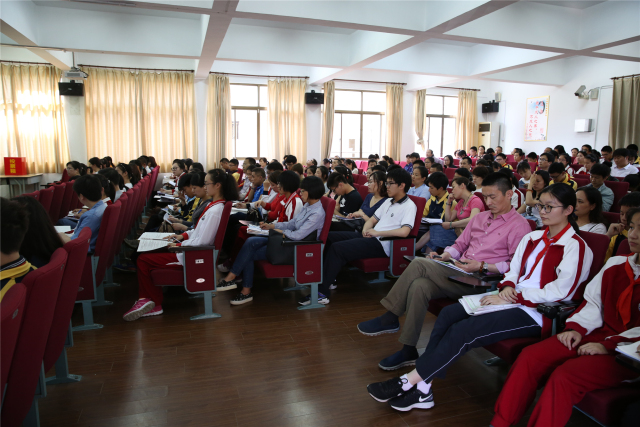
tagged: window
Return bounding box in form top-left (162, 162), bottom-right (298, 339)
top-left (418, 95), bottom-right (457, 157)
top-left (230, 84), bottom-right (269, 158)
top-left (330, 90), bottom-right (386, 159)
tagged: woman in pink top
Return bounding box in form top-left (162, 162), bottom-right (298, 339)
top-left (426, 177), bottom-right (484, 252)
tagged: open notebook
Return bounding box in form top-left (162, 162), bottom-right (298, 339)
top-left (616, 342), bottom-right (640, 362)
top-left (459, 291), bottom-right (522, 316)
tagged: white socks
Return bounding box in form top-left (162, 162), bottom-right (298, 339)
top-left (417, 381), bottom-right (431, 394)
top-left (400, 374), bottom-right (412, 391)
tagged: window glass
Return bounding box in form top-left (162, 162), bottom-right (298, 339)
top-left (362, 92), bottom-right (386, 113)
top-left (444, 97), bottom-right (458, 116)
top-left (259, 86), bottom-right (268, 108)
top-left (330, 113), bottom-right (342, 157)
top-left (335, 90), bottom-right (361, 111)
top-left (340, 113), bottom-right (360, 158)
top-left (442, 118), bottom-right (456, 158)
top-left (362, 114), bottom-right (384, 158)
top-left (233, 109), bottom-right (258, 158)
top-left (259, 110), bottom-right (269, 158)
top-left (231, 85), bottom-right (258, 107)
top-left (425, 95), bottom-right (443, 115)
top-left (428, 118), bottom-right (443, 158)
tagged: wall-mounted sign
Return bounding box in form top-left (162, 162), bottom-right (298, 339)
top-left (525, 96), bottom-right (549, 142)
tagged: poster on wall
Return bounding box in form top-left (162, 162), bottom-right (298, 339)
top-left (525, 96), bottom-right (549, 142)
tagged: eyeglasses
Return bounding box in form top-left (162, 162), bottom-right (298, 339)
top-left (386, 181), bottom-right (397, 186)
top-left (204, 181), bottom-right (214, 187)
top-left (535, 203), bottom-right (563, 213)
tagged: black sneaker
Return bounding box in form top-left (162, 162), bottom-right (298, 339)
top-left (230, 292), bottom-right (253, 305)
top-left (217, 279), bottom-right (237, 292)
top-left (367, 377), bottom-right (408, 402)
top-left (388, 386), bottom-right (434, 411)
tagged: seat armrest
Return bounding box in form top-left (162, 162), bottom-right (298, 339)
top-left (281, 240), bottom-right (322, 247)
top-left (537, 301), bottom-right (579, 320)
top-left (379, 236), bottom-right (413, 241)
top-left (478, 272), bottom-right (504, 282)
top-left (168, 245), bottom-right (216, 252)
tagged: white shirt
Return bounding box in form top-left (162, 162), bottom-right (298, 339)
top-left (611, 163), bottom-right (638, 178)
top-left (516, 239), bottom-right (546, 326)
top-left (124, 183), bottom-right (133, 189)
top-left (176, 201), bottom-right (223, 266)
top-left (565, 165), bottom-right (574, 177)
top-left (579, 222), bottom-right (607, 234)
top-left (372, 196), bottom-right (417, 257)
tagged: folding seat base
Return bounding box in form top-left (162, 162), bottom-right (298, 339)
top-left (297, 283), bottom-right (326, 311)
top-left (102, 267), bottom-right (120, 288)
top-left (72, 301), bottom-right (103, 331)
top-left (484, 357), bottom-right (505, 366)
top-left (46, 348), bottom-right (82, 385)
top-left (367, 271), bottom-right (390, 284)
top-left (190, 291), bottom-right (221, 321)
top-left (92, 284), bottom-right (113, 307)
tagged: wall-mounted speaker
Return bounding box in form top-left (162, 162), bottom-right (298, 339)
top-left (482, 101), bottom-right (499, 113)
top-left (305, 91), bottom-right (324, 104)
top-left (59, 82), bottom-right (84, 96)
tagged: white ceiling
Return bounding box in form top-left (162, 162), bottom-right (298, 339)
top-left (1, 0), bottom-right (638, 90)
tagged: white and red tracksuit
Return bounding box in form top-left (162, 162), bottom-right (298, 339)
top-left (492, 253), bottom-right (640, 427)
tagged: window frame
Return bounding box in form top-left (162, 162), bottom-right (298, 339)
top-left (331, 89), bottom-right (386, 160)
top-left (425, 94), bottom-right (457, 157)
top-left (230, 83), bottom-right (267, 160)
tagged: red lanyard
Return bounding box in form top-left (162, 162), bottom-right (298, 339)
top-left (522, 223), bottom-right (571, 281)
top-left (195, 200), bottom-right (224, 230)
top-left (618, 259), bottom-right (640, 326)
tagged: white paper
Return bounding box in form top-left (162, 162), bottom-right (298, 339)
top-left (458, 291), bottom-right (522, 316)
top-left (139, 232), bottom-right (174, 240)
top-left (54, 226), bottom-right (71, 233)
top-left (231, 207), bottom-right (248, 214)
top-left (421, 218), bottom-right (443, 224)
top-left (247, 225), bottom-right (269, 236)
top-left (430, 258), bottom-right (473, 275)
top-left (616, 342), bottom-right (640, 362)
top-left (137, 239), bottom-right (170, 252)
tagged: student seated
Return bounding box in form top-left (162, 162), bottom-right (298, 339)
top-left (327, 172), bottom-right (363, 232)
top-left (492, 208), bottom-right (640, 427)
top-left (12, 196), bottom-right (64, 268)
top-left (407, 166), bottom-right (430, 200)
top-left (346, 171), bottom-right (388, 223)
top-left (65, 161), bottom-right (87, 181)
top-left (516, 161), bottom-right (532, 190)
top-left (302, 168), bottom-right (417, 304)
top-left (429, 163), bottom-right (443, 174)
top-left (239, 167), bottom-right (265, 205)
top-left (58, 175), bottom-right (107, 252)
top-left (357, 173), bottom-right (530, 370)
top-left (518, 171), bottom-right (551, 228)
top-left (459, 156), bottom-right (473, 171)
top-left (443, 155), bottom-right (455, 169)
top-left (422, 157), bottom-right (433, 171)
top-left (575, 186), bottom-right (608, 234)
top-left (605, 192), bottom-right (640, 261)
top-left (238, 165), bottom-right (256, 200)
top-left (587, 164), bottom-right (614, 212)
top-left (314, 166), bottom-right (330, 194)
top-left (428, 177), bottom-right (484, 252)
top-left (471, 165), bottom-right (489, 196)
top-left (366, 183), bottom-right (593, 412)
top-left (611, 148), bottom-right (639, 179)
top-left (496, 153), bottom-right (511, 169)
top-left (98, 168), bottom-right (125, 201)
top-left (57, 173), bottom-right (115, 228)
top-left (624, 173), bottom-right (640, 192)
top-left (454, 167), bottom-right (471, 180)
top-left (117, 163), bottom-right (137, 190)
top-left (216, 176), bottom-right (327, 306)
top-left (415, 172), bottom-right (454, 252)
top-left (123, 169), bottom-right (238, 321)
top-left (549, 162), bottom-right (577, 191)
top-left (228, 158), bottom-right (241, 182)
top-left (1, 198), bottom-right (37, 298)
top-left (499, 168), bottom-right (525, 209)
top-left (558, 153), bottom-right (574, 176)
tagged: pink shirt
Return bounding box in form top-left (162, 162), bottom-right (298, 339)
top-left (445, 208), bottom-right (531, 274)
top-left (454, 194), bottom-right (485, 220)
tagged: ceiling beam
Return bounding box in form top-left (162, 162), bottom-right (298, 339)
top-left (194, 1), bottom-right (238, 80)
top-left (0, 20), bottom-right (73, 69)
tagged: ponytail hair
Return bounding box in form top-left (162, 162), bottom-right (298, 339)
top-left (98, 168), bottom-right (124, 191)
top-left (333, 165), bottom-right (353, 186)
top-left (539, 183), bottom-right (579, 234)
top-left (208, 168), bottom-right (239, 201)
top-left (94, 173), bottom-right (116, 202)
top-left (576, 186), bottom-right (609, 228)
top-left (452, 176), bottom-right (476, 192)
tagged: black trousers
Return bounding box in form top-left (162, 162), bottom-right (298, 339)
top-left (221, 213), bottom-right (248, 253)
top-left (320, 231), bottom-right (387, 295)
top-left (415, 303), bottom-right (541, 382)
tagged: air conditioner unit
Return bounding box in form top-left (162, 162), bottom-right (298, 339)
top-left (478, 122), bottom-right (501, 148)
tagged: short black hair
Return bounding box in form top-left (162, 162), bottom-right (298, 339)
top-left (540, 152), bottom-right (555, 162)
top-left (427, 172), bottom-right (448, 191)
top-left (172, 159), bottom-right (186, 170)
top-left (627, 144), bottom-right (639, 152)
top-left (413, 159), bottom-right (425, 168)
top-left (191, 171), bottom-right (207, 187)
top-left (454, 168), bottom-right (472, 179)
top-left (430, 163), bottom-right (443, 172)
top-left (190, 162), bottom-right (204, 172)
top-left (252, 168), bottom-right (266, 179)
top-left (481, 172), bottom-right (512, 195)
top-left (590, 163), bottom-right (610, 178)
top-left (386, 168), bottom-right (412, 193)
top-left (496, 153), bottom-right (507, 160)
top-left (327, 172), bottom-right (348, 188)
top-left (548, 162), bottom-right (565, 175)
top-left (619, 191), bottom-right (640, 208)
top-left (372, 165), bottom-right (386, 173)
top-left (624, 174), bottom-right (640, 191)
top-left (267, 161), bottom-right (284, 172)
top-left (229, 159), bottom-right (239, 166)
top-left (184, 159), bottom-right (193, 169)
top-left (178, 173), bottom-right (193, 190)
top-left (278, 170), bottom-right (301, 194)
top-left (1, 198), bottom-right (29, 255)
top-left (300, 176), bottom-right (325, 199)
top-left (613, 148), bottom-right (630, 158)
top-left (527, 152), bottom-right (538, 160)
top-left (585, 154), bottom-right (598, 164)
top-left (72, 174), bottom-right (102, 202)
top-left (472, 166), bottom-right (490, 180)
top-left (245, 157), bottom-right (257, 166)
top-left (378, 160), bottom-right (389, 170)
top-left (368, 159), bottom-right (377, 166)
top-left (88, 157), bottom-right (103, 168)
top-left (516, 161), bottom-right (531, 173)
top-left (414, 166), bottom-right (429, 180)
top-left (559, 153), bottom-right (572, 164)
top-left (220, 158), bottom-right (230, 163)
top-left (476, 159), bottom-right (489, 167)
top-left (285, 155), bottom-right (298, 165)
top-left (461, 156), bottom-right (473, 165)
top-left (601, 146), bottom-right (613, 153)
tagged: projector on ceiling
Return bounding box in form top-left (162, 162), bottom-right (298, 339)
top-left (63, 69), bottom-right (88, 80)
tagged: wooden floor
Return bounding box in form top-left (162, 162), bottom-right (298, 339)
top-left (40, 268), bottom-right (600, 427)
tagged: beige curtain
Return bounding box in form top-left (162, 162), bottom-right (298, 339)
top-left (609, 76), bottom-right (640, 148)
top-left (386, 84), bottom-right (404, 160)
top-left (456, 89), bottom-right (478, 151)
top-left (206, 74), bottom-right (232, 169)
top-left (320, 80), bottom-right (335, 160)
top-left (0, 63), bottom-right (69, 174)
top-left (83, 67), bottom-right (197, 171)
top-left (414, 89), bottom-right (426, 151)
top-left (268, 78), bottom-right (307, 162)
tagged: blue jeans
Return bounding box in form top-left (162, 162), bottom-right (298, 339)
top-left (56, 217), bottom-right (79, 229)
top-left (426, 224), bottom-right (458, 252)
top-left (230, 236), bottom-right (268, 289)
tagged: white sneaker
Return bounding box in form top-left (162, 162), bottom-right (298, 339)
top-left (217, 261), bottom-right (230, 273)
top-left (329, 283), bottom-right (338, 290)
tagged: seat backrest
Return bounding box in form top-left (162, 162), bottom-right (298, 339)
top-left (573, 175), bottom-right (591, 187)
top-left (213, 201), bottom-right (234, 249)
top-left (357, 184), bottom-right (369, 201)
top-left (1, 249), bottom-right (67, 427)
top-left (38, 185), bottom-right (55, 213)
top-left (42, 228), bottom-right (91, 373)
top-left (59, 182), bottom-right (76, 220)
top-left (1, 283), bottom-right (27, 399)
top-left (453, 159), bottom-right (460, 166)
top-left (603, 211), bottom-right (620, 224)
top-left (606, 181), bottom-right (630, 213)
top-left (60, 168), bottom-right (69, 183)
top-left (528, 162), bottom-right (537, 171)
top-left (616, 239), bottom-right (631, 256)
top-left (444, 168), bottom-right (456, 180)
top-left (575, 231), bottom-right (611, 300)
top-left (527, 219), bottom-right (538, 231)
top-left (407, 195), bottom-right (427, 238)
top-left (48, 183), bottom-right (66, 223)
top-left (22, 190), bottom-right (39, 200)
top-left (319, 196), bottom-right (337, 244)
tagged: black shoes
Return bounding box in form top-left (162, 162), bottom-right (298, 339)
top-left (388, 386), bottom-right (434, 411)
top-left (367, 377), bottom-right (408, 402)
